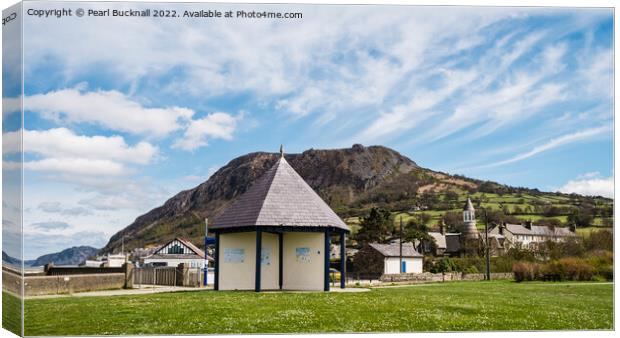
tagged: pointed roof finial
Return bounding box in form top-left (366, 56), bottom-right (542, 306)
top-left (463, 197), bottom-right (475, 211)
top-left (280, 144), bottom-right (284, 158)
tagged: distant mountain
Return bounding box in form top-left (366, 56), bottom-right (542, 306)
top-left (2, 251), bottom-right (35, 267)
top-left (29, 246), bottom-right (99, 267)
top-left (100, 144), bottom-right (612, 254)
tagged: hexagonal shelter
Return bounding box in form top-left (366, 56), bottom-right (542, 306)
top-left (210, 148), bottom-right (350, 292)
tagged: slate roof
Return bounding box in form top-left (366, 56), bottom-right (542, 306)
top-left (211, 155), bottom-right (349, 231)
top-left (428, 232), bottom-right (447, 249)
top-left (504, 223), bottom-right (576, 237)
top-left (176, 238), bottom-right (207, 258)
top-left (445, 234), bottom-right (462, 253)
top-left (427, 232), bottom-right (462, 252)
top-left (146, 254), bottom-right (214, 262)
top-left (369, 242), bottom-right (422, 257)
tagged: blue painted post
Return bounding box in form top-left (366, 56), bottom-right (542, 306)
top-left (203, 218), bottom-right (208, 287)
top-left (214, 232), bottom-right (219, 291)
top-left (255, 229), bottom-right (262, 292)
top-left (340, 232), bottom-right (346, 289)
top-left (278, 232), bottom-right (283, 290)
top-left (324, 229), bottom-right (331, 292)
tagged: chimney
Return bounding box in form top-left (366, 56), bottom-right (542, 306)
top-left (524, 220), bottom-right (532, 230)
top-left (439, 220), bottom-right (445, 235)
top-left (499, 223), bottom-right (505, 236)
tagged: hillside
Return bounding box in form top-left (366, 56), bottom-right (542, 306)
top-left (2, 251), bottom-right (35, 267)
top-left (101, 144), bottom-right (613, 254)
top-left (2, 246), bottom-right (99, 267)
top-left (29, 246), bottom-right (99, 267)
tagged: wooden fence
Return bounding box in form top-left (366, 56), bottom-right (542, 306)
top-left (133, 266), bottom-right (203, 287)
top-left (134, 267), bottom-right (177, 286)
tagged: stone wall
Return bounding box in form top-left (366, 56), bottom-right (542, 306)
top-left (379, 272), bottom-right (514, 283)
top-left (4, 268), bottom-right (127, 296)
top-left (23, 273), bottom-right (125, 296)
top-left (2, 268), bottom-right (23, 295)
top-left (462, 272), bottom-right (514, 281)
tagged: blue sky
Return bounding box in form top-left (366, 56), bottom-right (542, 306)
top-left (2, 3), bottom-right (613, 258)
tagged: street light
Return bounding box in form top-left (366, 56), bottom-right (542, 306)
top-left (477, 206), bottom-right (491, 281)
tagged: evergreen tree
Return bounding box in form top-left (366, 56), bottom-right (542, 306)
top-left (354, 208), bottom-right (393, 246)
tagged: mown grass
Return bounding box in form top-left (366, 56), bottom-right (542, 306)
top-left (2, 291), bottom-right (21, 336)
top-left (21, 281), bottom-right (612, 335)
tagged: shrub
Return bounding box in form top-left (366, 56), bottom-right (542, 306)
top-left (430, 257), bottom-right (458, 273)
top-left (513, 262), bottom-right (541, 282)
top-left (464, 265), bottom-right (479, 274)
top-left (597, 265), bottom-right (613, 281)
top-left (557, 258), bottom-right (594, 281)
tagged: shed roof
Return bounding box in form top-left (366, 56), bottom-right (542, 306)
top-left (211, 155), bottom-right (349, 231)
top-left (369, 242), bottom-right (422, 257)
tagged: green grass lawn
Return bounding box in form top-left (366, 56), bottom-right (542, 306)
top-left (2, 291), bottom-right (21, 336)
top-left (19, 281), bottom-right (612, 335)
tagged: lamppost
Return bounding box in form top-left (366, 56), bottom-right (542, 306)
top-left (478, 206), bottom-right (491, 281)
top-left (399, 216), bottom-right (403, 274)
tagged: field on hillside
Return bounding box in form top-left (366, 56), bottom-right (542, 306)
top-left (20, 281), bottom-right (612, 335)
top-left (346, 191), bottom-right (613, 235)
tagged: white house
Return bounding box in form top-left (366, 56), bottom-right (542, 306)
top-left (487, 221), bottom-right (577, 249)
top-left (103, 254), bottom-right (126, 267)
top-left (367, 242), bottom-right (423, 274)
top-left (143, 238), bottom-right (212, 268)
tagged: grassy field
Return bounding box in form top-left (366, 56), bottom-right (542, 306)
top-left (19, 281), bottom-right (612, 335)
top-left (2, 290), bottom-right (21, 336)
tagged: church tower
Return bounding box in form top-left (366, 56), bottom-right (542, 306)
top-left (462, 197), bottom-right (479, 240)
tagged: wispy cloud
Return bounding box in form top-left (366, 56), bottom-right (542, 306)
top-left (485, 125), bottom-right (612, 168)
top-left (31, 221), bottom-right (71, 231)
top-left (38, 201), bottom-right (93, 216)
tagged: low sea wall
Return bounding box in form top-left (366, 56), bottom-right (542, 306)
top-left (2, 267), bottom-right (23, 295)
top-left (3, 264), bottom-right (131, 296)
top-left (23, 273), bottom-right (126, 296)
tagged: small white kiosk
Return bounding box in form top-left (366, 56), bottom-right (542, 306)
top-left (210, 147), bottom-right (350, 291)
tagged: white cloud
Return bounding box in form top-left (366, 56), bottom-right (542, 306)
top-left (38, 201), bottom-right (93, 216)
top-left (354, 68), bottom-right (478, 142)
top-left (558, 175), bottom-right (613, 198)
top-left (31, 221), bottom-right (71, 231)
top-left (23, 89), bottom-right (194, 137)
top-left (78, 195), bottom-right (146, 211)
top-left (579, 48), bottom-right (613, 99)
top-left (172, 112), bottom-right (241, 151)
top-left (487, 125), bottom-right (612, 167)
top-left (23, 128), bottom-right (158, 165)
top-left (3, 128), bottom-right (159, 176)
top-left (23, 158), bottom-right (127, 176)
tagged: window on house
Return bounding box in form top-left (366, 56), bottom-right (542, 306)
top-left (168, 244), bottom-right (184, 254)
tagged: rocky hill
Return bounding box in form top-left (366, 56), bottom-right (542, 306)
top-left (100, 144), bottom-right (612, 254)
